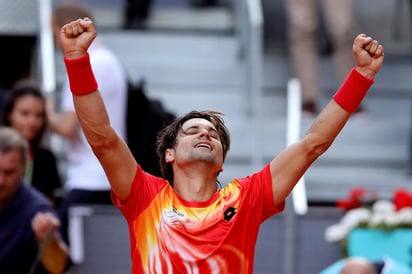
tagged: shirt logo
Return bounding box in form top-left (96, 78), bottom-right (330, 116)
top-left (223, 207), bottom-right (237, 221)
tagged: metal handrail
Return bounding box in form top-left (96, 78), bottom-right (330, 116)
top-left (234, 0), bottom-right (263, 116)
top-left (286, 78), bottom-right (307, 215)
top-left (37, 0), bottom-right (56, 94)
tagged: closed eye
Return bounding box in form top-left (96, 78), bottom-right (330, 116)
top-left (181, 126), bottom-right (220, 140)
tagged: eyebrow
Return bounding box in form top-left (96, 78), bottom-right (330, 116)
top-left (181, 124), bottom-right (218, 134)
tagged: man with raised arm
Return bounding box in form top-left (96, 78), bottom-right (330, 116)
top-left (60, 17), bottom-right (384, 273)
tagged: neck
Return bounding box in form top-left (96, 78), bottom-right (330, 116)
top-left (173, 166), bottom-right (218, 202)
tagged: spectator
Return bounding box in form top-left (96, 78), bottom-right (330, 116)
top-left (1, 79), bottom-right (62, 207)
top-left (285, 0), bottom-right (356, 115)
top-left (320, 256), bottom-right (412, 274)
top-left (47, 0), bottom-right (128, 244)
top-left (0, 126), bottom-right (69, 274)
top-left (341, 257), bottom-right (377, 274)
top-left (123, 0), bottom-right (152, 29)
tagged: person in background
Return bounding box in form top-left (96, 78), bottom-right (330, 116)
top-left (341, 257), bottom-right (377, 274)
top-left (59, 16), bottom-right (384, 273)
top-left (46, 0), bottom-right (128, 244)
top-left (1, 79), bottom-right (62, 207)
top-left (123, 0), bottom-right (152, 29)
top-left (285, 0), bottom-right (356, 115)
top-left (0, 126), bottom-right (69, 274)
top-left (321, 256), bottom-right (412, 274)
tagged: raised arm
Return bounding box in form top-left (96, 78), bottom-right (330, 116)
top-left (270, 34), bottom-right (384, 207)
top-left (60, 18), bottom-right (136, 201)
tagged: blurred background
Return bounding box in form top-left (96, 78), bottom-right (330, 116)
top-left (0, 0), bottom-right (411, 273)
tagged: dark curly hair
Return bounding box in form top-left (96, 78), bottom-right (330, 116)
top-left (156, 110), bottom-right (231, 185)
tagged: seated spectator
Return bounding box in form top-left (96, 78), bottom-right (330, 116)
top-left (1, 79), bottom-right (62, 207)
top-left (341, 257), bottom-right (377, 274)
top-left (0, 126), bottom-right (69, 274)
top-left (320, 256), bottom-right (412, 274)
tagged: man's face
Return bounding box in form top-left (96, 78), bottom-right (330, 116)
top-left (166, 118), bottom-right (224, 171)
top-left (0, 150), bottom-right (25, 207)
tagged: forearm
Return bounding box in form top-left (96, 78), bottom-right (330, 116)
top-left (64, 53), bottom-right (116, 148)
top-left (73, 91), bottom-right (116, 148)
top-left (303, 100), bottom-right (350, 156)
top-left (40, 234), bottom-right (69, 273)
top-left (304, 68), bottom-right (374, 154)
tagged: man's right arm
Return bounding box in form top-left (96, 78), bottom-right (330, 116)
top-left (60, 18), bottom-right (136, 201)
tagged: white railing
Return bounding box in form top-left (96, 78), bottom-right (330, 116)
top-left (286, 78), bottom-right (307, 215)
top-left (234, 0), bottom-right (265, 181)
top-left (234, 0), bottom-right (263, 116)
top-left (283, 78), bottom-right (306, 274)
top-left (68, 206), bottom-right (94, 264)
top-left (37, 0), bottom-right (56, 94)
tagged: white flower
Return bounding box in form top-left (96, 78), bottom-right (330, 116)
top-left (368, 211), bottom-right (398, 227)
top-left (382, 212), bottom-right (400, 227)
top-left (372, 200), bottom-right (395, 214)
top-left (340, 208), bottom-right (371, 230)
top-left (395, 208), bottom-right (412, 226)
top-left (324, 223), bottom-right (349, 243)
top-left (324, 190), bottom-right (412, 245)
top-left (324, 208), bottom-right (372, 243)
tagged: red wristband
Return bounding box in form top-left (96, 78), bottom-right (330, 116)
top-left (333, 68), bottom-right (374, 112)
top-left (64, 53), bottom-right (98, 96)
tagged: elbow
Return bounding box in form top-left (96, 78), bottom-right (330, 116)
top-left (302, 133), bottom-right (334, 161)
top-left (88, 127), bottom-right (118, 157)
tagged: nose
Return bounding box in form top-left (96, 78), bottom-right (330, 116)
top-left (28, 114), bottom-right (41, 124)
top-left (199, 128), bottom-right (211, 138)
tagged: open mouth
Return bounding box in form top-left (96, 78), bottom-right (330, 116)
top-left (195, 142), bottom-right (212, 150)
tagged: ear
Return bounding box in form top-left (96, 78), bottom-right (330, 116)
top-left (165, 148), bottom-right (174, 163)
top-left (217, 167), bottom-right (223, 175)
